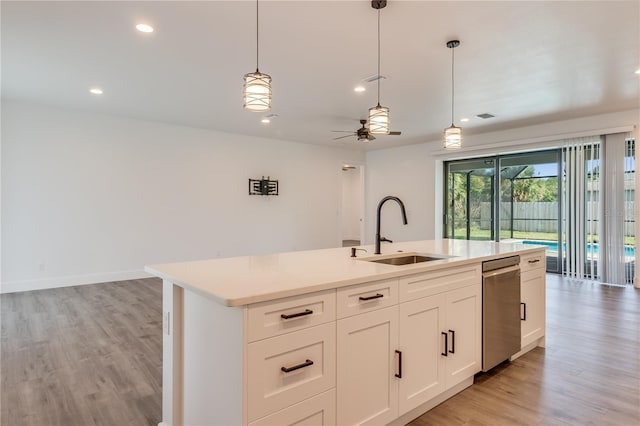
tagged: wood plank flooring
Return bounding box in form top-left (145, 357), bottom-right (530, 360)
top-left (1, 279), bottom-right (163, 426)
top-left (409, 274), bottom-right (640, 426)
top-left (1, 274), bottom-right (638, 425)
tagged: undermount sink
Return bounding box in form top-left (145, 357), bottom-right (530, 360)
top-left (360, 253), bottom-right (452, 266)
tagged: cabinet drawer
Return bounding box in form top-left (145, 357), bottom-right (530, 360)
top-left (249, 388), bottom-right (336, 426)
top-left (247, 289), bottom-right (336, 342)
top-left (337, 279), bottom-right (398, 319)
top-left (520, 251), bottom-right (546, 272)
top-left (247, 322), bottom-right (336, 422)
top-left (398, 264), bottom-right (481, 303)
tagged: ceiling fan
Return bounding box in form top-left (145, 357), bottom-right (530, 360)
top-left (332, 119), bottom-right (401, 142)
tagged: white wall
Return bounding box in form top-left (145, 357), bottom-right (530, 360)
top-left (364, 143), bottom-right (435, 245)
top-left (340, 167), bottom-right (362, 241)
top-left (1, 101), bottom-right (364, 293)
top-left (365, 108), bottom-right (639, 245)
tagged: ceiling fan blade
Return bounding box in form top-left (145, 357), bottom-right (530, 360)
top-left (365, 135), bottom-right (376, 141)
top-left (331, 130), bottom-right (355, 133)
top-left (389, 131), bottom-right (402, 135)
top-left (333, 134), bottom-right (355, 140)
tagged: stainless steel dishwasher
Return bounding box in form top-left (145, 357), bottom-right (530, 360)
top-left (482, 255), bottom-right (521, 372)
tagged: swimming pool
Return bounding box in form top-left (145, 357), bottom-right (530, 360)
top-left (521, 240), bottom-right (636, 257)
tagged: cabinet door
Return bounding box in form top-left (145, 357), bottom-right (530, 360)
top-left (521, 269), bottom-right (545, 347)
top-left (337, 306), bottom-right (399, 426)
top-left (398, 294), bottom-right (446, 415)
top-left (444, 284), bottom-right (482, 389)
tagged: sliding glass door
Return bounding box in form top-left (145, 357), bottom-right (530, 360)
top-left (444, 138), bottom-right (635, 283)
top-left (499, 151), bottom-right (561, 272)
top-left (445, 151), bottom-right (561, 272)
top-left (446, 159), bottom-right (495, 240)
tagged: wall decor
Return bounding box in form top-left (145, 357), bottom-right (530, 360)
top-left (249, 176), bottom-right (279, 196)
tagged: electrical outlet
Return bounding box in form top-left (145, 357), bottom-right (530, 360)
top-left (38, 262), bottom-right (46, 272)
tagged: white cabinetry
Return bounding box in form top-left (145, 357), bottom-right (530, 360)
top-left (162, 256), bottom-right (533, 426)
top-left (248, 389), bottom-right (336, 426)
top-left (247, 322), bottom-right (336, 422)
top-left (398, 294), bottom-right (445, 414)
top-left (397, 282), bottom-right (481, 415)
top-left (443, 285), bottom-right (482, 388)
top-left (336, 266), bottom-right (482, 425)
top-left (337, 305), bottom-right (399, 426)
top-left (245, 290), bottom-right (337, 425)
top-left (519, 251), bottom-right (546, 349)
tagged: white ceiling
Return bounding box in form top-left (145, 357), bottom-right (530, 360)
top-left (2, 1), bottom-right (639, 151)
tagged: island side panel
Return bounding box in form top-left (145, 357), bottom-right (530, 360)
top-left (182, 286), bottom-right (244, 425)
top-left (162, 280), bottom-right (183, 426)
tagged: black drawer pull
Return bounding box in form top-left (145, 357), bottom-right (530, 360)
top-left (449, 329), bottom-right (455, 354)
top-left (521, 302), bottom-right (527, 321)
top-left (395, 350), bottom-right (402, 378)
top-left (528, 259), bottom-right (540, 264)
top-left (441, 332), bottom-right (448, 357)
top-left (359, 293), bottom-right (384, 301)
top-left (281, 359), bottom-right (314, 373)
top-left (281, 309), bottom-right (313, 320)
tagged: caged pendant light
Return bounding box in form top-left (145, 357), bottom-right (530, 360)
top-left (243, 0), bottom-right (272, 112)
top-left (368, 0), bottom-right (390, 135)
top-left (443, 40), bottom-right (462, 149)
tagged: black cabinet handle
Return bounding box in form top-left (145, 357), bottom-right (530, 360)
top-left (441, 332), bottom-right (448, 357)
top-left (521, 302), bottom-right (527, 321)
top-left (528, 259), bottom-right (540, 264)
top-left (395, 350), bottom-right (402, 378)
top-left (281, 359), bottom-right (314, 373)
top-left (449, 329), bottom-right (455, 354)
top-left (281, 309), bottom-right (313, 320)
top-left (359, 293), bottom-right (384, 301)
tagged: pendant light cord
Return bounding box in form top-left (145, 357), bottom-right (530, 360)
top-left (377, 9), bottom-right (381, 106)
top-left (451, 46), bottom-right (455, 125)
top-left (256, 0), bottom-right (259, 72)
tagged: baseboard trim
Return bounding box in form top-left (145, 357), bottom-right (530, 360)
top-left (1, 269), bottom-right (152, 294)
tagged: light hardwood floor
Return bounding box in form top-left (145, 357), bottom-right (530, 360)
top-left (1, 275), bottom-right (638, 425)
top-left (1, 279), bottom-right (163, 426)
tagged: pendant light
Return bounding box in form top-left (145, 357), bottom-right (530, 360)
top-left (443, 40), bottom-right (461, 149)
top-left (243, 0), bottom-right (271, 112)
top-left (368, 0), bottom-right (390, 135)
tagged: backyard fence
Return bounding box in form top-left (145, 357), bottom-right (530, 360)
top-left (479, 202), bottom-right (635, 236)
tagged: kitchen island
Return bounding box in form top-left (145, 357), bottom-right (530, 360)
top-left (146, 239), bottom-right (546, 426)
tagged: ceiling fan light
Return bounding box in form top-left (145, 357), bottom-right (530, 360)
top-left (243, 71), bottom-right (272, 112)
top-left (368, 105), bottom-right (390, 134)
top-left (444, 125), bottom-right (462, 149)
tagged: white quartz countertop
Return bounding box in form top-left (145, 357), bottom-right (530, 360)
top-left (145, 239), bottom-right (545, 307)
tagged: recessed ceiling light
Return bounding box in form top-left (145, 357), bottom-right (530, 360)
top-left (354, 86), bottom-right (366, 93)
top-left (89, 88), bottom-right (103, 95)
top-left (635, 69), bottom-right (640, 75)
top-left (136, 24), bottom-right (154, 33)
top-left (460, 118), bottom-right (470, 122)
top-left (261, 118), bottom-right (271, 124)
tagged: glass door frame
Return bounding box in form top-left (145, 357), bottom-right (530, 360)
top-left (444, 149), bottom-right (562, 273)
top-left (444, 157), bottom-right (498, 241)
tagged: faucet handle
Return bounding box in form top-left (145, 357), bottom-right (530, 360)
top-left (350, 247), bottom-right (368, 258)
top-left (380, 237), bottom-right (393, 243)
